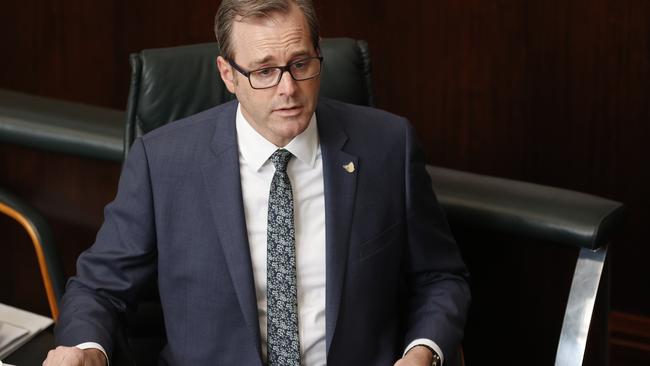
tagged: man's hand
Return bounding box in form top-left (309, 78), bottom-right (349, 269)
top-left (394, 345), bottom-right (434, 366)
top-left (42, 346), bottom-right (107, 366)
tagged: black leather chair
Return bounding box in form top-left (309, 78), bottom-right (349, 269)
top-left (0, 188), bottom-right (65, 321)
top-left (123, 38), bottom-right (625, 366)
top-left (427, 167), bottom-right (625, 365)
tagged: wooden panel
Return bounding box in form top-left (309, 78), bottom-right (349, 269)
top-left (317, 0), bottom-right (650, 317)
top-left (0, 0), bottom-right (117, 107)
top-left (610, 312), bottom-right (650, 366)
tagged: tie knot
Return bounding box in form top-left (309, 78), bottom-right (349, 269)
top-left (270, 149), bottom-right (292, 173)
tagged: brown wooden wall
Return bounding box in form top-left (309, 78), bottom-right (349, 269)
top-left (1, 0), bottom-right (649, 363)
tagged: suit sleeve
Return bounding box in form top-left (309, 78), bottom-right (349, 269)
top-left (401, 121), bottom-right (471, 359)
top-left (55, 138), bottom-right (158, 357)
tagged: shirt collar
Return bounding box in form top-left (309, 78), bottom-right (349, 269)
top-left (235, 103), bottom-right (319, 171)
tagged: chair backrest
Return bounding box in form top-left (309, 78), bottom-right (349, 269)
top-left (124, 38), bottom-right (374, 160)
top-left (0, 188), bottom-right (65, 321)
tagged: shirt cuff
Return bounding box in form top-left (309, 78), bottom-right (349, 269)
top-left (403, 338), bottom-right (444, 365)
top-left (75, 342), bottom-right (109, 366)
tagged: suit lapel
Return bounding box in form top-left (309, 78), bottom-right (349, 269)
top-left (200, 102), bottom-right (262, 361)
top-left (317, 102), bottom-right (359, 355)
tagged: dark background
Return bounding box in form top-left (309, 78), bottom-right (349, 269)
top-left (1, 0), bottom-right (648, 364)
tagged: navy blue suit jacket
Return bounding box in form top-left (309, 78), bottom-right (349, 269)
top-left (56, 98), bottom-right (470, 365)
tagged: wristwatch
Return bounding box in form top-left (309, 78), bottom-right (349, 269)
top-left (426, 346), bottom-right (441, 366)
top-left (431, 351), bottom-right (441, 366)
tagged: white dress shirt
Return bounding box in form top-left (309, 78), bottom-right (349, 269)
top-left (236, 104), bottom-right (327, 365)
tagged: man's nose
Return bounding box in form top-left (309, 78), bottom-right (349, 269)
top-left (276, 70), bottom-right (297, 95)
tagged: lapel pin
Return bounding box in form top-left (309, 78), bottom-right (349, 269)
top-left (342, 161), bottom-right (355, 173)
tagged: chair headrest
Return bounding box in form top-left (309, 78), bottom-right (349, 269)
top-left (126, 38), bottom-right (374, 150)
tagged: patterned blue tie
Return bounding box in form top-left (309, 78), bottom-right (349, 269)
top-left (267, 149), bottom-right (300, 366)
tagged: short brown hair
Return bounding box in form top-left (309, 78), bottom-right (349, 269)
top-left (214, 0), bottom-right (320, 60)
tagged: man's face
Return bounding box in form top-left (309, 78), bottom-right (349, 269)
top-left (217, 4), bottom-right (320, 147)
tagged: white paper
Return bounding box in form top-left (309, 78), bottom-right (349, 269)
top-left (0, 321), bottom-right (29, 353)
top-left (0, 303), bottom-right (53, 360)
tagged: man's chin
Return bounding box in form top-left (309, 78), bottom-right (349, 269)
top-left (270, 120), bottom-right (310, 145)
top-left (271, 112), bottom-right (311, 127)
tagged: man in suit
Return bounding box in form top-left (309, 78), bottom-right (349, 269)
top-left (44, 1), bottom-right (470, 365)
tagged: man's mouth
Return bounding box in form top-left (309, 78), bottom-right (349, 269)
top-left (273, 106), bottom-right (303, 117)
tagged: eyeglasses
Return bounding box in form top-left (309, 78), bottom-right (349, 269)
top-left (227, 56), bottom-right (324, 89)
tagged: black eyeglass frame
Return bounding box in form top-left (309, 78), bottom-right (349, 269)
top-left (226, 56), bottom-right (324, 90)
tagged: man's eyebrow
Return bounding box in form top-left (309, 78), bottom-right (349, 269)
top-left (288, 50), bottom-right (312, 60)
top-left (250, 56), bottom-right (273, 68)
top-left (249, 50), bottom-right (313, 68)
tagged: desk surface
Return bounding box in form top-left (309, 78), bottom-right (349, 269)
top-left (4, 328), bottom-right (138, 366)
top-left (4, 327), bottom-right (54, 365)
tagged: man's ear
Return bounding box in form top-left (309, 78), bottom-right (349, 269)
top-left (216, 56), bottom-right (236, 94)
